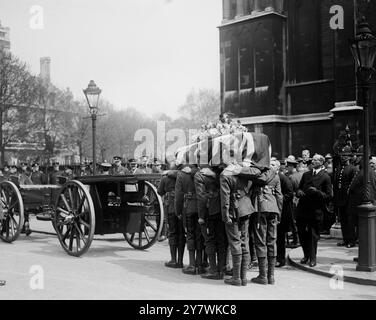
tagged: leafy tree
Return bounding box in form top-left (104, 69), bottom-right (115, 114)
top-left (0, 49), bottom-right (41, 165)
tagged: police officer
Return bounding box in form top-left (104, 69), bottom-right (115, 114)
top-left (335, 150), bottom-right (358, 248)
top-left (158, 165), bottom-right (185, 269)
top-left (128, 159), bottom-right (138, 174)
top-left (251, 161), bottom-right (283, 285)
top-left (112, 156), bottom-right (130, 175)
top-left (195, 164), bottom-right (227, 280)
top-left (175, 164), bottom-right (205, 275)
top-left (220, 162), bottom-right (255, 286)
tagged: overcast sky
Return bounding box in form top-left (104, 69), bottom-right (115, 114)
top-left (0, 0), bottom-right (222, 118)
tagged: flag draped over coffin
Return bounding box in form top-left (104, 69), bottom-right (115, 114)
top-left (175, 132), bottom-right (271, 170)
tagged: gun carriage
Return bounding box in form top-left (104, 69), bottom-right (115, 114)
top-left (0, 174), bottom-right (164, 257)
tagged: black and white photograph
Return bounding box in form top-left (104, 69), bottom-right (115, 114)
top-left (0, 0), bottom-right (376, 305)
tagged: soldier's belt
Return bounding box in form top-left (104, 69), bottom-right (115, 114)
top-left (254, 186), bottom-right (276, 196)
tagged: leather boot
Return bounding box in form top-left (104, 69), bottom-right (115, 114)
top-left (267, 257), bottom-right (276, 285)
top-left (177, 244), bottom-right (185, 268)
top-left (201, 254), bottom-right (220, 280)
top-left (196, 250), bottom-right (206, 274)
top-left (165, 246), bottom-right (178, 268)
top-left (224, 255), bottom-right (242, 286)
top-left (241, 253), bottom-right (250, 286)
top-left (202, 251), bottom-right (209, 268)
top-left (251, 257), bottom-right (267, 285)
top-left (183, 250), bottom-right (196, 275)
top-left (217, 252), bottom-right (226, 279)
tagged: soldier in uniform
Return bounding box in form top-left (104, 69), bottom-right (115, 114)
top-left (175, 164), bottom-right (205, 275)
top-left (112, 156), bottom-right (130, 175)
top-left (19, 163), bottom-right (33, 185)
top-left (31, 163), bottom-right (46, 185)
top-left (335, 150), bottom-right (358, 248)
top-left (195, 165), bottom-right (227, 280)
top-left (220, 162), bottom-right (256, 286)
top-left (49, 162), bottom-right (63, 185)
top-left (296, 154), bottom-right (333, 267)
top-left (158, 165), bottom-right (185, 268)
top-left (250, 162), bottom-right (283, 285)
top-left (128, 159), bottom-right (138, 174)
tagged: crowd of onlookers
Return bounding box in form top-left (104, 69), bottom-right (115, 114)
top-left (0, 156), bottom-right (165, 185)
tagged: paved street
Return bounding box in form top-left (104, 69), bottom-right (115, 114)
top-left (0, 218), bottom-right (375, 300)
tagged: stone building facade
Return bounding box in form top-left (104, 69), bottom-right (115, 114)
top-left (219, 0), bottom-right (376, 158)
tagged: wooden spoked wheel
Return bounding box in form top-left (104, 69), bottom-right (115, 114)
top-left (124, 181), bottom-right (164, 250)
top-left (54, 180), bottom-right (95, 257)
top-left (0, 181), bottom-right (24, 243)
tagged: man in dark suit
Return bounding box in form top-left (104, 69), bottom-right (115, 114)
top-left (296, 154), bottom-right (333, 267)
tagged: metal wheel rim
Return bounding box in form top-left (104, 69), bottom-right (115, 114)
top-left (0, 181), bottom-right (24, 243)
top-left (124, 181), bottom-right (164, 250)
top-left (54, 180), bottom-right (95, 257)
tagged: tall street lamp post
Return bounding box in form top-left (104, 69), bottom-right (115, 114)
top-left (83, 80), bottom-right (101, 176)
top-left (350, 19), bottom-right (376, 272)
